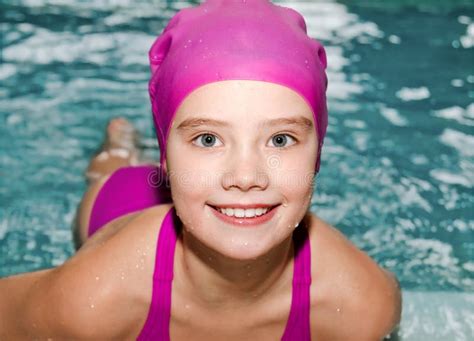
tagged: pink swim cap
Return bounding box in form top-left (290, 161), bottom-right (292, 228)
top-left (149, 0), bottom-right (328, 173)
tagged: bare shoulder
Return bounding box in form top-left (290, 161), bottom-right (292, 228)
top-left (54, 203), bottom-right (174, 339)
top-left (306, 213), bottom-right (401, 340)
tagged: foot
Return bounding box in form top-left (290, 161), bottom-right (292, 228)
top-left (85, 118), bottom-right (140, 182)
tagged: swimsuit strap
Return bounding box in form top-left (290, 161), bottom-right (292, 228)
top-left (137, 206), bottom-right (178, 341)
top-left (138, 207), bottom-right (312, 341)
top-left (281, 224), bottom-right (312, 340)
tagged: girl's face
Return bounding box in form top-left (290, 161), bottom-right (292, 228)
top-left (165, 80), bottom-right (317, 260)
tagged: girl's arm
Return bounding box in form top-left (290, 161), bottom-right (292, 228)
top-left (0, 268), bottom-right (65, 339)
top-left (0, 248), bottom-right (136, 339)
top-left (1, 205), bottom-right (169, 339)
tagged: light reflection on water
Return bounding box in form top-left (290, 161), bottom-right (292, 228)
top-left (0, 0), bottom-right (473, 337)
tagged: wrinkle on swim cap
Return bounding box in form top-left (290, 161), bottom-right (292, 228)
top-left (149, 0), bottom-right (328, 173)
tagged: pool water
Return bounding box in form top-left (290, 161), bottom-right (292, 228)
top-left (0, 0), bottom-right (473, 339)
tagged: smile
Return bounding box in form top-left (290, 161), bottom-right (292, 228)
top-left (217, 207), bottom-right (270, 218)
top-left (208, 204), bottom-right (280, 227)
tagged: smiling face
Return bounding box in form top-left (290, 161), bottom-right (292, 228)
top-left (164, 80), bottom-right (318, 260)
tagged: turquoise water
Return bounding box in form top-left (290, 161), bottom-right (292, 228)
top-left (1, 0), bottom-right (473, 338)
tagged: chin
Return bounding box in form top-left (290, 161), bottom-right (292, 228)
top-left (215, 243), bottom-right (272, 262)
top-left (178, 201), bottom-right (300, 258)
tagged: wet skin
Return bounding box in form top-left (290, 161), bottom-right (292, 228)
top-left (0, 80), bottom-right (401, 340)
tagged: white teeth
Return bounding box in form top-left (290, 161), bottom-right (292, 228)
top-left (244, 209), bottom-right (255, 218)
top-left (217, 207), bottom-right (270, 218)
top-left (235, 209), bottom-right (245, 218)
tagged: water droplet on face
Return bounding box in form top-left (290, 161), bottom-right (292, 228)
top-left (246, 272), bottom-right (251, 277)
top-left (185, 304), bottom-right (190, 309)
top-left (95, 276), bottom-right (99, 281)
top-left (90, 304), bottom-right (95, 309)
top-left (336, 307), bottom-right (341, 313)
top-left (294, 222), bottom-right (299, 228)
top-left (282, 202), bottom-right (288, 208)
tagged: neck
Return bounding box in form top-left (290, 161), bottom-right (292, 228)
top-left (174, 228), bottom-right (294, 310)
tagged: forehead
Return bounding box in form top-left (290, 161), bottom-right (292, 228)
top-left (173, 80), bottom-right (314, 124)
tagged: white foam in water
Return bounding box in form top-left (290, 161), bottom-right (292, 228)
top-left (395, 181), bottom-right (432, 212)
top-left (380, 106), bottom-right (409, 126)
top-left (440, 128), bottom-right (474, 157)
top-left (451, 78), bottom-right (465, 87)
top-left (0, 64), bottom-right (17, 80)
top-left (388, 34), bottom-right (402, 44)
top-left (326, 66), bottom-right (364, 100)
top-left (3, 27), bottom-right (153, 66)
top-left (291, 2), bottom-right (350, 41)
top-left (463, 261), bottom-right (474, 272)
top-left (399, 291), bottom-right (474, 340)
top-left (458, 15), bottom-right (471, 25)
top-left (396, 87), bottom-right (431, 101)
top-left (460, 23), bottom-right (474, 48)
top-left (338, 21), bottom-right (385, 41)
top-left (406, 238), bottom-right (456, 268)
top-left (433, 105), bottom-right (474, 126)
top-left (344, 119), bottom-right (367, 129)
top-left (430, 169), bottom-right (472, 187)
top-left (410, 154), bottom-right (429, 165)
top-left (325, 46), bottom-right (350, 71)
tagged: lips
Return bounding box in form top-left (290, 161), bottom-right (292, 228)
top-left (208, 204), bottom-right (280, 227)
top-left (216, 206), bottom-right (270, 218)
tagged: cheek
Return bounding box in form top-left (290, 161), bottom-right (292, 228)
top-left (272, 147), bottom-right (316, 197)
top-left (272, 167), bottom-right (314, 203)
top-left (166, 148), bottom-right (218, 206)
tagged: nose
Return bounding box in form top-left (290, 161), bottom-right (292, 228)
top-left (221, 148), bottom-right (270, 192)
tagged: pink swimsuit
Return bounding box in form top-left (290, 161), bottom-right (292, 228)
top-left (88, 165), bottom-right (312, 340)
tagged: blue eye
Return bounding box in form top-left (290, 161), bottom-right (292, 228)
top-left (270, 134), bottom-right (296, 148)
top-left (193, 133), bottom-right (222, 148)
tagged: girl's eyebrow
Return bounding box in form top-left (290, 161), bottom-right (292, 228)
top-left (176, 116), bottom-right (313, 131)
top-left (177, 118), bottom-right (230, 130)
top-left (260, 116), bottom-right (313, 131)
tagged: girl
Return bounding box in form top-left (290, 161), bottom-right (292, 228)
top-left (0, 1), bottom-right (401, 340)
